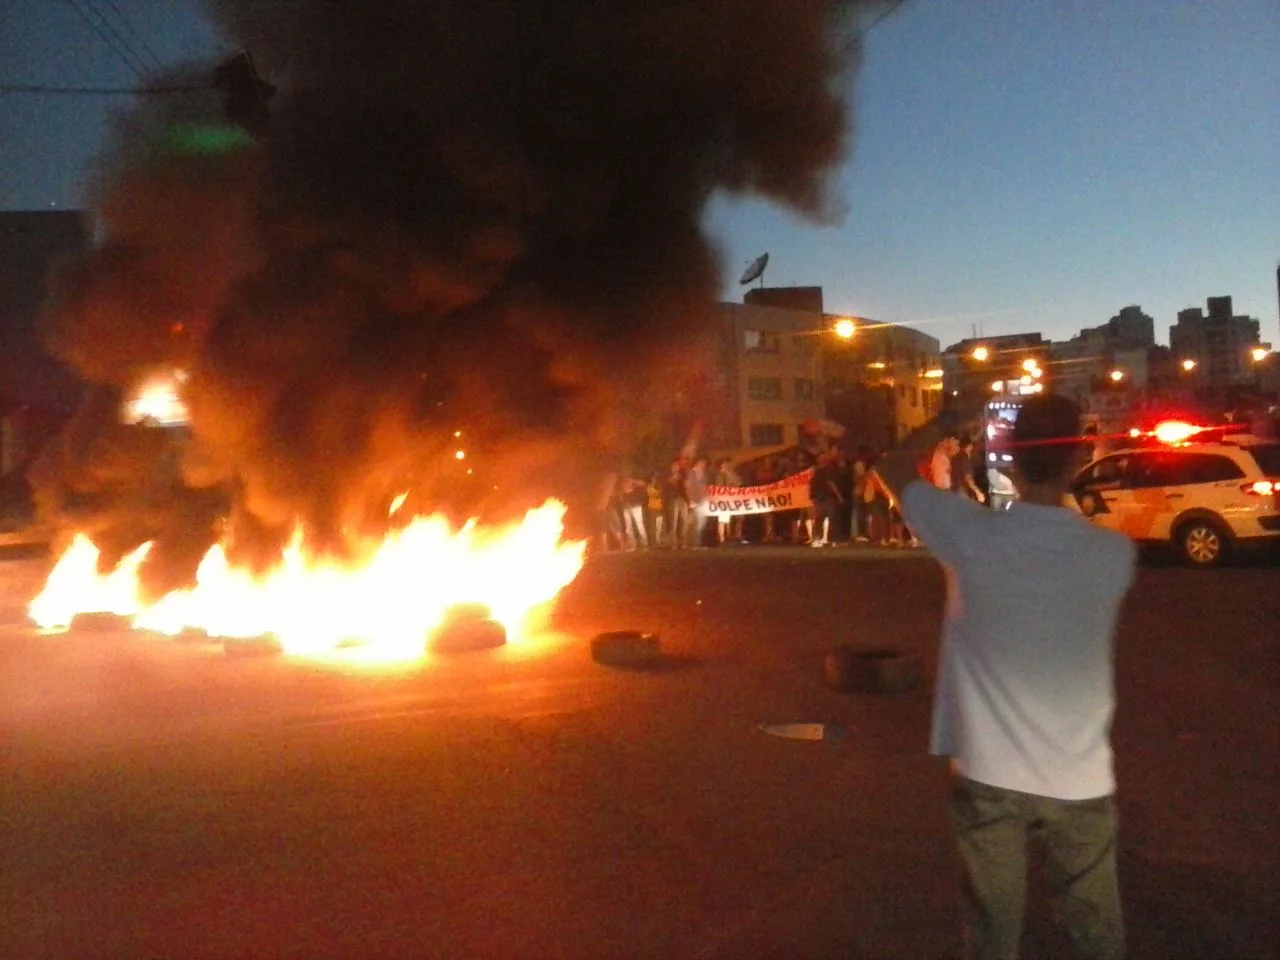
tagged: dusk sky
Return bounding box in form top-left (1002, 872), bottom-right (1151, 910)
top-left (3, 0), bottom-right (1277, 350)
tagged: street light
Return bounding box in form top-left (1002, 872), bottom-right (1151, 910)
top-left (1250, 347), bottom-right (1270, 363)
top-left (1108, 369), bottom-right (1125, 383)
top-left (971, 346), bottom-right (990, 362)
top-left (832, 318), bottom-right (857, 340)
top-left (1181, 358), bottom-right (1197, 372)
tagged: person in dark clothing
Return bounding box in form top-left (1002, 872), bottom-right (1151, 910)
top-left (834, 451), bottom-right (855, 542)
top-left (951, 436), bottom-right (986, 504)
top-left (806, 448), bottom-right (843, 547)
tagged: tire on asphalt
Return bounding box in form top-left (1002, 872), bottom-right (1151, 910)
top-left (432, 617), bottom-right (507, 654)
top-left (823, 645), bottom-right (922, 695)
top-left (1175, 516), bottom-right (1231, 568)
top-left (590, 631), bottom-right (662, 668)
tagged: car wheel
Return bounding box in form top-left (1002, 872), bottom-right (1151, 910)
top-left (1176, 519), bottom-right (1230, 568)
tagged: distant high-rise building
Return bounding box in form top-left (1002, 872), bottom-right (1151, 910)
top-left (1103, 305), bottom-right (1155, 348)
top-left (1169, 296), bottom-right (1261, 387)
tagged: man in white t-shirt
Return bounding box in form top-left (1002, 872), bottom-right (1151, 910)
top-left (885, 395), bottom-right (1135, 960)
top-left (931, 435), bottom-right (960, 490)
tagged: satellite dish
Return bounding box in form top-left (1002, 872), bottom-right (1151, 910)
top-left (739, 252), bottom-right (769, 286)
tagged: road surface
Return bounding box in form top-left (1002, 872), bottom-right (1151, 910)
top-left (2, 546), bottom-right (1277, 959)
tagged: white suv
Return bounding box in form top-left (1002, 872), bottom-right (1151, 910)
top-left (1067, 435), bottom-right (1280, 566)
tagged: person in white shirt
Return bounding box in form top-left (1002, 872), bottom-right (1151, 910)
top-left (931, 435), bottom-right (960, 490)
top-left (884, 394), bottom-right (1135, 960)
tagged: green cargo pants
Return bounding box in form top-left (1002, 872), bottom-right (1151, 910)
top-left (948, 776), bottom-right (1125, 960)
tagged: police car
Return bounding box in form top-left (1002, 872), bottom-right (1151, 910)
top-left (1067, 422), bottom-right (1280, 567)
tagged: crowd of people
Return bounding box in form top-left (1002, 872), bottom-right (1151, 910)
top-left (598, 433), bottom-right (991, 553)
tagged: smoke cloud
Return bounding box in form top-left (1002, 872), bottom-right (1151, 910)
top-left (36, 0), bottom-right (877, 593)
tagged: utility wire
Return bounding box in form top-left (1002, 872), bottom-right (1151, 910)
top-left (61, 0), bottom-right (148, 78)
top-left (0, 83), bottom-right (209, 96)
top-left (95, 0), bottom-right (166, 72)
top-left (860, 0), bottom-right (910, 38)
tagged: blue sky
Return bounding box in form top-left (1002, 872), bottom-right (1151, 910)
top-left (3, 0), bottom-right (1277, 349)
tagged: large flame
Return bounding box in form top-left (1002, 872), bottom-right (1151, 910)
top-left (121, 370), bottom-right (190, 426)
top-left (29, 500), bottom-right (585, 666)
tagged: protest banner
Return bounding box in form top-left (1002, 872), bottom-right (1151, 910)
top-left (705, 468), bottom-right (813, 517)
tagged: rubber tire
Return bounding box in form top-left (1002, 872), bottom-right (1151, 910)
top-left (590, 631), bottom-right (662, 668)
top-left (432, 618), bottom-right (507, 654)
top-left (823, 645), bottom-right (923, 695)
top-left (1175, 518), bottom-right (1230, 569)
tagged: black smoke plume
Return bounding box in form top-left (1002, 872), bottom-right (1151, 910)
top-left (36, 0), bottom-right (879, 595)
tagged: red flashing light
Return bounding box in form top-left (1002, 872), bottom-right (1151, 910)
top-left (1151, 420), bottom-right (1204, 445)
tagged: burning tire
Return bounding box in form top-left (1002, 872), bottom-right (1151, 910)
top-left (432, 604), bottom-right (508, 654)
top-left (590, 631), bottom-right (662, 668)
top-left (823, 645), bottom-right (922, 695)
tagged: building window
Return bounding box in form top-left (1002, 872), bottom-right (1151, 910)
top-left (896, 383), bottom-right (906, 400)
top-left (747, 376), bottom-right (783, 401)
top-left (794, 377), bottom-right (815, 400)
top-left (910, 387), bottom-right (918, 407)
top-left (749, 423), bottom-right (784, 446)
top-left (744, 330), bottom-right (779, 353)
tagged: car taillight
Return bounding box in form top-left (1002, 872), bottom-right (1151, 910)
top-left (1242, 479), bottom-right (1276, 496)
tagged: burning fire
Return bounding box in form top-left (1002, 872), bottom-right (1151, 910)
top-left (29, 500), bottom-right (585, 665)
top-left (121, 370), bottom-right (190, 426)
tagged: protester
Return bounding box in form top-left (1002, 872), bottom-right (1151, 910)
top-left (951, 436), bottom-right (986, 504)
top-left (684, 455), bottom-right (710, 548)
top-left (805, 448), bottom-right (843, 547)
top-left (835, 450), bottom-right (855, 542)
top-left (646, 472), bottom-right (666, 546)
top-left (619, 476), bottom-right (648, 550)
top-left (852, 445), bottom-right (871, 541)
top-left (754, 456), bottom-right (779, 543)
top-left (600, 475), bottom-right (625, 552)
top-left (713, 458), bottom-right (743, 544)
top-left (662, 460), bottom-right (689, 549)
top-left (931, 434), bottom-right (960, 490)
top-left (987, 464), bottom-right (1017, 511)
top-left (861, 450), bottom-right (894, 546)
top-left (882, 395), bottom-right (1136, 960)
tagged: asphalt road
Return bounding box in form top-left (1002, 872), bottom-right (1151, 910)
top-left (2, 546), bottom-right (1277, 960)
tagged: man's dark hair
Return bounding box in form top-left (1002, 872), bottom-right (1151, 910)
top-left (1012, 394), bottom-right (1085, 484)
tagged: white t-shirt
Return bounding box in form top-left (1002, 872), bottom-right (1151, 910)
top-left (902, 481), bottom-right (1136, 800)
top-left (930, 448), bottom-right (952, 490)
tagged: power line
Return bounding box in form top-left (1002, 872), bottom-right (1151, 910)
top-left (0, 83), bottom-right (208, 96)
top-left (61, 0), bottom-right (148, 78)
top-left (95, 0), bottom-right (165, 72)
top-left (860, 0), bottom-right (910, 37)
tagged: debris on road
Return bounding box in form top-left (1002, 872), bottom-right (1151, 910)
top-left (759, 722), bottom-right (846, 741)
top-left (823, 645), bottom-right (922, 695)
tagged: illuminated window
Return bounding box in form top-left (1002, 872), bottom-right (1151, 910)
top-left (743, 330), bottom-right (779, 353)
